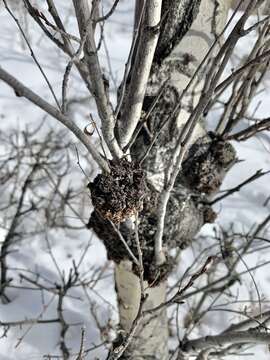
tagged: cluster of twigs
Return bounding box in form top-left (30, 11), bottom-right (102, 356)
top-left (0, 124), bottom-right (114, 359)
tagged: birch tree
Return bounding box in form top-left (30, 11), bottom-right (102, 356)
top-left (0, 0), bottom-right (270, 359)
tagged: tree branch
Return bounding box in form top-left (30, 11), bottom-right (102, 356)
top-left (0, 66), bottom-right (109, 172)
top-left (182, 330), bottom-right (270, 352)
top-left (118, 0), bottom-right (162, 148)
top-left (226, 117), bottom-right (270, 141)
top-left (72, 0), bottom-right (122, 159)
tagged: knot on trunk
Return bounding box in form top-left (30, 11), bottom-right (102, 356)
top-left (88, 158), bottom-right (147, 223)
top-left (181, 133), bottom-right (236, 195)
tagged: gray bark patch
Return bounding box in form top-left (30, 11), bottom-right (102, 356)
top-left (154, 0), bottom-right (201, 65)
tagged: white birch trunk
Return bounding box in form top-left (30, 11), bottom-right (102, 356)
top-left (114, 1), bottom-right (232, 358)
top-left (115, 261), bottom-right (168, 359)
top-left (171, 0), bottom-right (232, 135)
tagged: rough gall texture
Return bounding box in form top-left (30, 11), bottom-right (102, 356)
top-left (89, 158), bottom-right (147, 223)
top-left (181, 134), bottom-right (236, 195)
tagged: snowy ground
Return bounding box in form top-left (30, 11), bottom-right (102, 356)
top-left (0, 2), bottom-right (269, 359)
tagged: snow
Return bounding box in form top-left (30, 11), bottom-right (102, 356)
top-left (0, 2), bottom-right (269, 359)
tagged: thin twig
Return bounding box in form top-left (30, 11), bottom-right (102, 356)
top-left (209, 169), bottom-right (270, 205)
top-left (3, 0), bottom-right (61, 109)
top-left (109, 220), bottom-right (140, 266)
top-left (96, 0), bottom-right (121, 23)
top-left (134, 213), bottom-right (145, 298)
top-left (0, 66), bottom-right (109, 172)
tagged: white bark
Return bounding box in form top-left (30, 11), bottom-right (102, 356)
top-left (72, 0), bottom-right (123, 159)
top-left (115, 1), bottom-right (232, 357)
top-left (115, 261), bottom-right (168, 359)
top-left (170, 0), bottom-right (232, 133)
top-left (153, 0), bottom-right (232, 263)
top-left (119, 0), bottom-right (162, 148)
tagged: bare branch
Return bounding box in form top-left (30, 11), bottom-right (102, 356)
top-left (108, 220), bottom-right (140, 267)
top-left (226, 117), bottom-right (270, 141)
top-left (23, 0), bottom-right (94, 97)
top-left (75, 328), bottom-right (86, 360)
top-left (222, 310), bottom-right (270, 333)
top-left (134, 213), bottom-right (145, 298)
top-left (114, 1), bottom-right (145, 119)
top-left (182, 330), bottom-right (270, 352)
top-left (209, 169), bottom-right (270, 205)
top-left (118, 0), bottom-right (162, 148)
top-left (72, 0), bottom-right (123, 159)
top-left (3, 0), bottom-right (61, 109)
top-left (96, 0), bottom-right (120, 23)
top-left (0, 66), bottom-right (109, 172)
